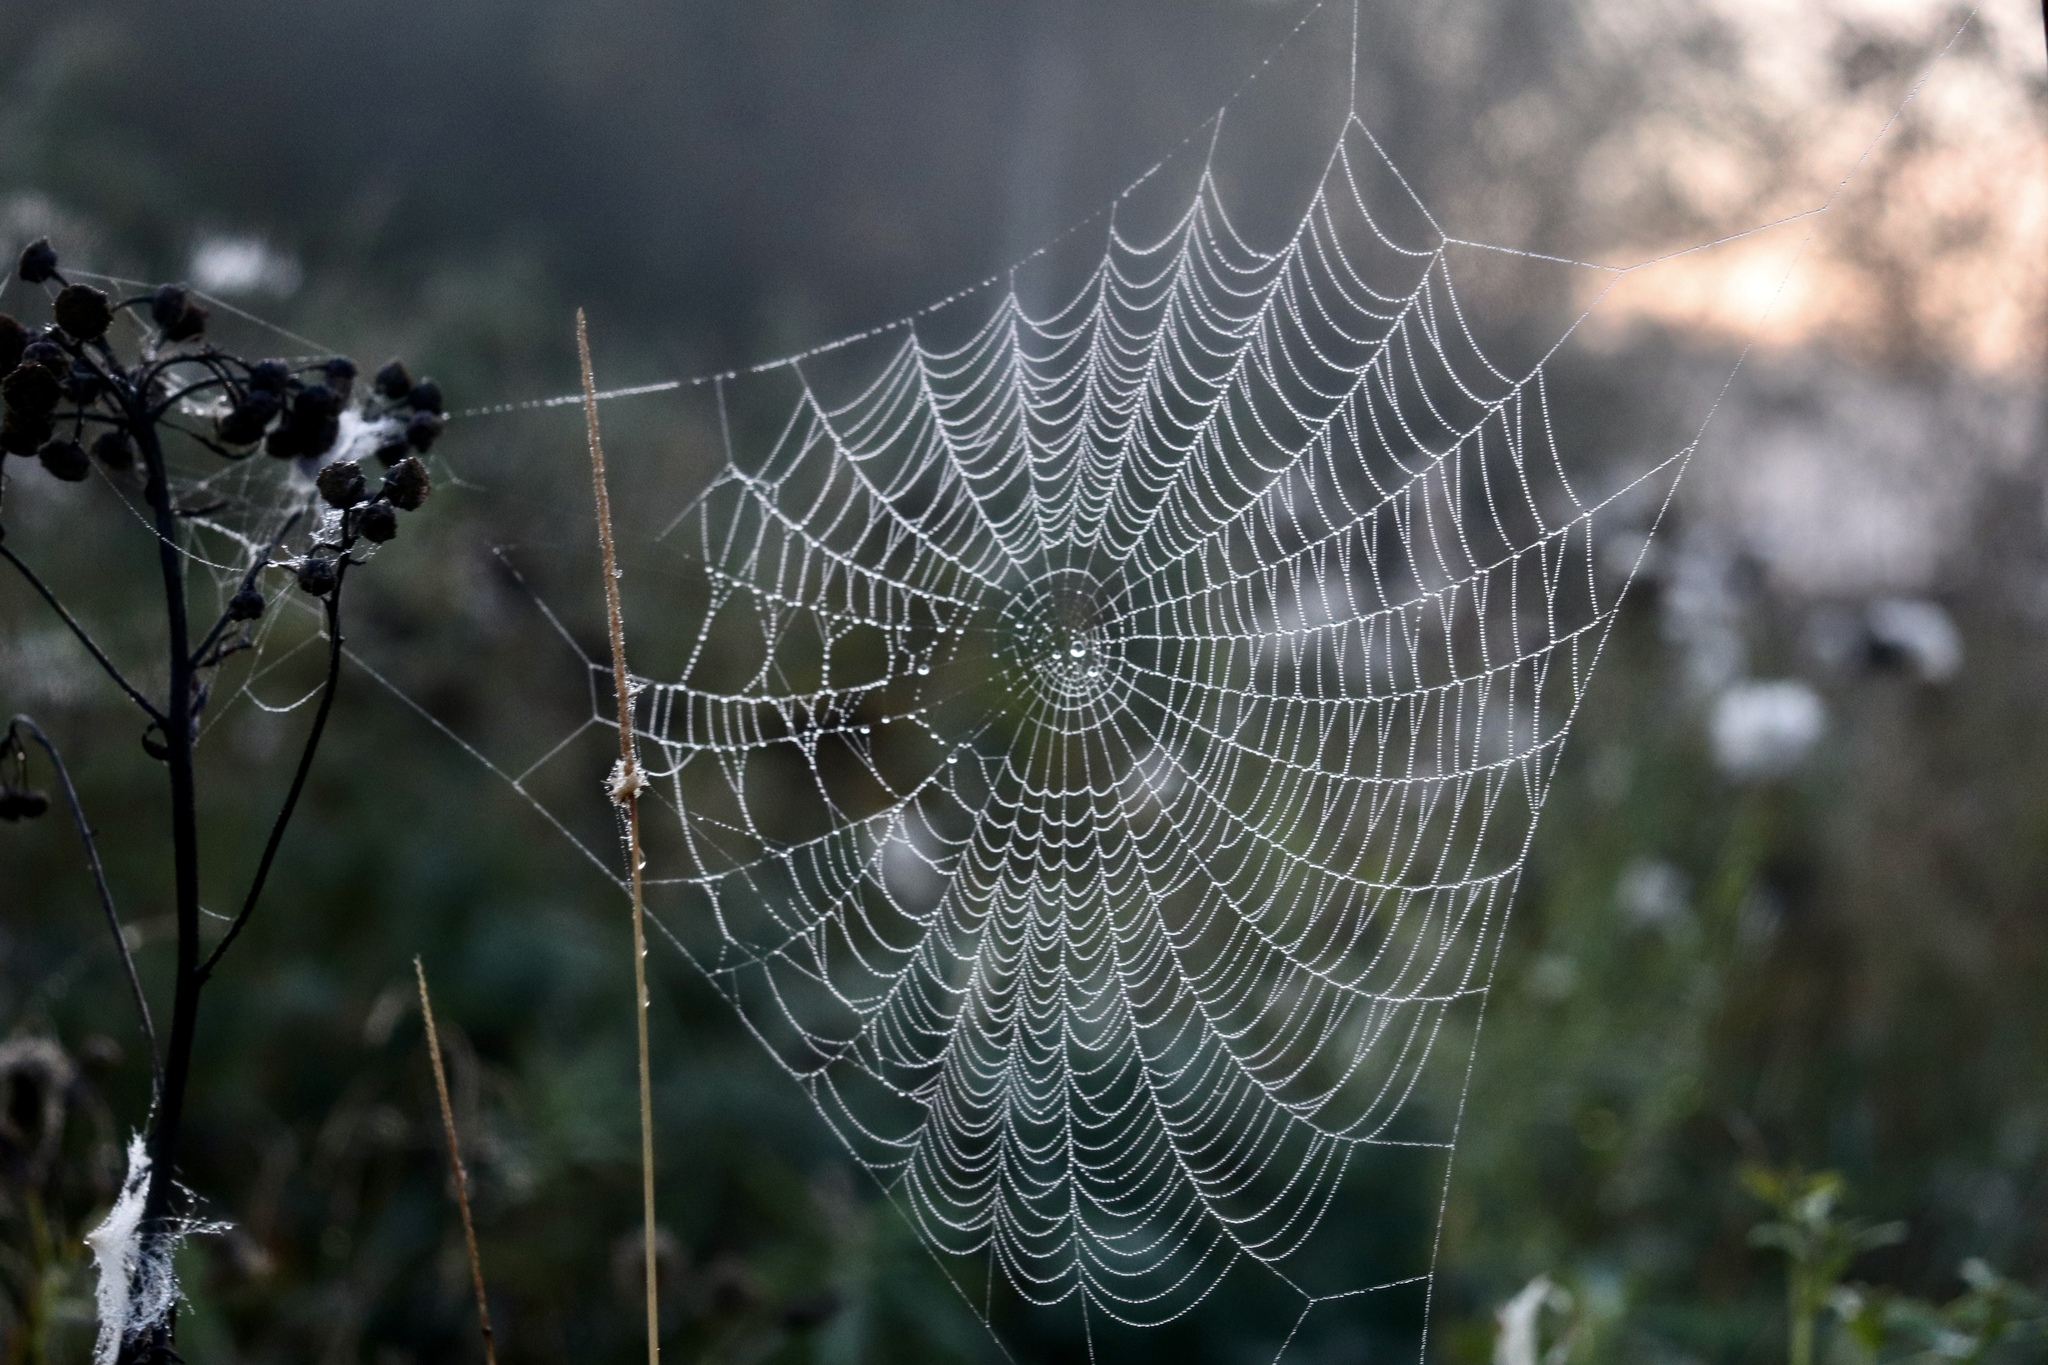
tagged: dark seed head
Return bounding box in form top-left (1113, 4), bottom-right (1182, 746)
top-left (0, 315), bottom-right (27, 373)
top-left (166, 303), bottom-right (208, 342)
top-left (0, 788), bottom-right (51, 821)
top-left (316, 459), bottom-right (367, 509)
top-left (247, 360), bottom-right (291, 394)
top-left (322, 357), bottom-right (358, 395)
top-left (238, 389), bottom-right (283, 424)
top-left (16, 239), bottom-right (57, 285)
top-left (2, 364), bottom-right (62, 417)
top-left (373, 359), bottom-right (413, 401)
top-left (90, 429), bottom-right (133, 471)
top-left (305, 418), bottom-right (341, 457)
top-left (406, 379), bottom-right (444, 414)
top-left (264, 385), bottom-right (341, 458)
top-left (357, 499), bottom-right (398, 543)
top-left (372, 434), bottom-right (411, 467)
top-left (52, 284), bottom-right (111, 342)
top-left (296, 556), bottom-right (338, 596)
top-left (406, 409), bottom-right (444, 452)
top-left (218, 392), bottom-right (281, 447)
top-left (37, 437), bottom-right (90, 482)
top-left (295, 382), bottom-right (343, 417)
top-left (383, 455), bottom-right (431, 512)
top-left (151, 285), bottom-right (207, 342)
top-left (0, 413), bottom-right (52, 456)
top-left (20, 341), bottom-right (66, 374)
top-left (228, 587), bottom-right (266, 621)
top-left (150, 284), bottom-right (188, 327)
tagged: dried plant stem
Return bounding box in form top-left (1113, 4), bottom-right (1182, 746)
top-left (414, 957), bottom-right (497, 1365)
top-left (9, 714), bottom-right (159, 1090)
top-left (577, 309), bottom-right (660, 1365)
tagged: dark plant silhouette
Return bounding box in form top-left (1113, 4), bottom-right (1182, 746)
top-left (0, 239), bottom-right (441, 1365)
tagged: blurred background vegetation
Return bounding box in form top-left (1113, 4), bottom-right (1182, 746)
top-left (0, 1), bottom-right (2043, 1361)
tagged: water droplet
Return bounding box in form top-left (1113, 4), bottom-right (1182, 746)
top-left (917, 664), bottom-right (931, 676)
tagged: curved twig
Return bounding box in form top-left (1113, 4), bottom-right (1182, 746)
top-left (8, 714), bottom-right (161, 1093)
top-left (0, 541), bottom-right (164, 724)
top-left (197, 567), bottom-right (346, 982)
top-left (153, 420), bottom-right (244, 460)
top-left (151, 356), bottom-right (247, 418)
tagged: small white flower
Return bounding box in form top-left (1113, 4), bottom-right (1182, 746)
top-left (188, 234), bottom-right (302, 298)
top-left (1711, 680), bottom-right (1825, 780)
top-left (1616, 857), bottom-right (1692, 934)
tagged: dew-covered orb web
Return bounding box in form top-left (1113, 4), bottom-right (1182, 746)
top-left (441, 3), bottom-right (1964, 1358)
top-left (591, 92), bottom-right (1686, 1365)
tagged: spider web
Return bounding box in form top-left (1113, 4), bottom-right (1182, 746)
top-left (399, 2), bottom-right (1976, 1357)
top-left (623, 120), bottom-right (1649, 1347)
top-left (476, 33), bottom-right (1688, 1356)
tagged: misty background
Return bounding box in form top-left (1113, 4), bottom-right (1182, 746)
top-left (1, 1), bottom-right (2044, 1361)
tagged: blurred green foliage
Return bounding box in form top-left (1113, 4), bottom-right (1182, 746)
top-left (1744, 1167), bottom-right (1907, 1365)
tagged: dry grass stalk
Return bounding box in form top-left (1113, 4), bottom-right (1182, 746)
top-left (577, 308), bottom-right (661, 1365)
top-left (414, 956), bottom-right (498, 1365)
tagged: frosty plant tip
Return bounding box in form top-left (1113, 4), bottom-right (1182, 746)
top-left (0, 238), bottom-right (442, 1365)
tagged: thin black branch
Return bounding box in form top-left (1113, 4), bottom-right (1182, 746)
top-left (131, 376), bottom-right (202, 1364)
top-left (153, 420), bottom-right (244, 460)
top-left (53, 330), bottom-right (122, 389)
top-left (0, 541), bottom-right (164, 724)
top-left (198, 568), bottom-right (347, 982)
top-left (154, 376), bottom-right (236, 413)
top-left (195, 639), bottom-right (258, 671)
top-left (10, 715), bottom-right (161, 1093)
top-left (139, 349), bottom-right (230, 392)
top-left (150, 356), bottom-right (248, 419)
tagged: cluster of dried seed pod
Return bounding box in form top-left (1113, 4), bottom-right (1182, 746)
top-left (0, 237), bottom-right (444, 499)
top-left (212, 346), bottom-right (443, 468)
top-left (298, 455), bottom-right (432, 595)
top-left (0, 237), bottom-right (443, 606)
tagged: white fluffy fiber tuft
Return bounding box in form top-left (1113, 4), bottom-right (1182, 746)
top-left (86, 1135), bottom-right (221, 1365)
